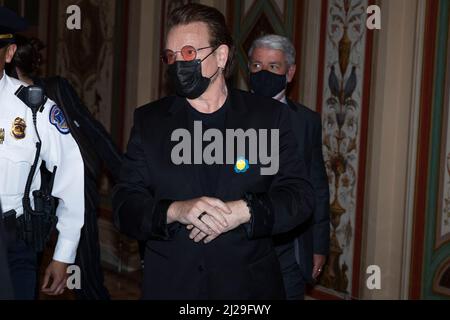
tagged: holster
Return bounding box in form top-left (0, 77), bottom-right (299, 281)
top-left (2, 210), bottom-right (17, 248)
top-left (16, 190), bottom-right (58, 253)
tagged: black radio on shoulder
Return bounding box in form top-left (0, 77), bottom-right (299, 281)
top-left (15, 85), bottom-right (47, 113)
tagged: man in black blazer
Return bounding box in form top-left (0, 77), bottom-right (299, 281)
top-left (113, 3), bottom-right (314, 300)
top-left (113, 89), bottom-right (315, 299)
top-left (248, 34), bottom-right (330, 299)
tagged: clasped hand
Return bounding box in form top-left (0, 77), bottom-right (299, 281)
top-left (167, 197), bottom-right (250, 244)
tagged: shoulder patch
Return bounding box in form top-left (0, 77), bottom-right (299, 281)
top-left (49, 105), bottom-right (70, 134)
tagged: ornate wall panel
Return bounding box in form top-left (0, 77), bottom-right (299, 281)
top-left (315, 0), bottom-right (374, 299)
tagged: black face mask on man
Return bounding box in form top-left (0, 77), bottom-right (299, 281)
top-left (249, 70), bottom-right (287, 98)
top-left (168, 47), bottom-right (220, 99)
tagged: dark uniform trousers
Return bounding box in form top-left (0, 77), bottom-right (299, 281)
top-left (7, 239), bottom-right (38, 300)
top-left (2, 209), bottom-right (38, 300)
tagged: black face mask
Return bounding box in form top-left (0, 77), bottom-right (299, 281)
top-left (168, 48), bottom-right (219, 99)
top-left (249, 70), bottom-right (287, 98)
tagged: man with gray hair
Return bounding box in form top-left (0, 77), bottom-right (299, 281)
top-left (248, 34), bottom-right (330, 299)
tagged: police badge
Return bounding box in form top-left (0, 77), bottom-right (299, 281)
top-left (11, 117), bottom-right (26, 139)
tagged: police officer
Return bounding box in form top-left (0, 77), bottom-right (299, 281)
top-left (0, 7), bottom-right (85, 299)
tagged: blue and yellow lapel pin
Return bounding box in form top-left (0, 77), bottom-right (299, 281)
top-left (234, 157), bottom-right (249, 173)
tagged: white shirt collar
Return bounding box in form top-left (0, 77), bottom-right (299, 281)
top-left (273, 89), bottom-right (288, 105)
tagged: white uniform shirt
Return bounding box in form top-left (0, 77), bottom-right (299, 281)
top-left (0, 72), bottom-right (84, 264)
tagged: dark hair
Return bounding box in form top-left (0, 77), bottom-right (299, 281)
top-left (6, 35), bottom-right (44, 79)
top-left (167, 3), bottom-right (235, 78)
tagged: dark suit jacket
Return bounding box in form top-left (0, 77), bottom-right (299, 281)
top-left (274, 100), bottom-right (330, 284)
top-left (113, 89), bottom-right (315, 300)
